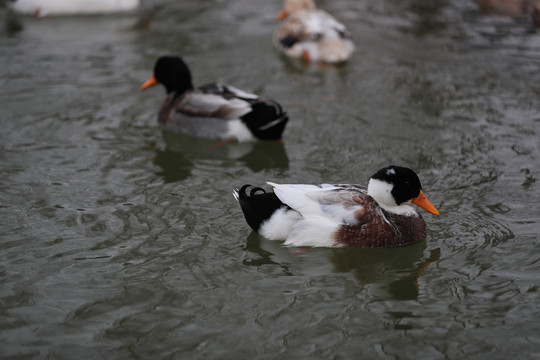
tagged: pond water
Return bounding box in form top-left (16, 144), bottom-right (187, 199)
top-left (1, 0), bottom-right (539, 359)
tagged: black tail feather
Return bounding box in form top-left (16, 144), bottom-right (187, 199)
top-left (234, 185), bottom-right (285, 233)
top-left (241, 101), bottom-right (289, 140)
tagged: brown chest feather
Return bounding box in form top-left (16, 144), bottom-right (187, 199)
top-left (335, 207), bottom-right (427, 248)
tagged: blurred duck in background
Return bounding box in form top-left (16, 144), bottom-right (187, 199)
top-left (141, 56), bottom-right (289, 143)
top-left (273, 0), bottom-right (355, 63)
top-left (6, 0), bottom-right (140, 17)
top-left (473, 0), bottom-right (540, 26)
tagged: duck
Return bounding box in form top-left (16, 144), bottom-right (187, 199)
top-left (473, 0), bottom-right (529, 17)
top-left (141, 56), bottom-right (289, 142)
top-left (6, 0), bottom-right (139, 16)
top-left (273, 0), bottom-right (355, 63)
top-left (473, 0), bottom-right (540, 27)
top-left (233, 165), bottom-right (439, 248)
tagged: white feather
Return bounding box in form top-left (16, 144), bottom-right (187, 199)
top-left (268, 183), bottom-right (326, 214)
top-left (283, 214), bottom-right (342, 247)
top-left (223, 85), bottom-right (259, 100)
top-left (264, 183), bottom-right (358, 247)
top-left (224, 119), bottom-right (256, 142)
top-left (259, 207), bottom-right (301, 240)
top-left (182, 93), bottom-right (252, 120)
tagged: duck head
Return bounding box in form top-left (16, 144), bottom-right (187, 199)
top-left (142, 56), bottom-right (194, 95)
top-left (367, 165), bottom-right (439, 216)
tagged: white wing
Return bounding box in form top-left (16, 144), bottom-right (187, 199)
top-left (222, 84), bottom-right (259, 100)
top-left (268, 183), bottom-right (365, 224)
top-left (266, 183), bottom-right (368, 247)
top-left (177, 93), bottom-right (252, 120)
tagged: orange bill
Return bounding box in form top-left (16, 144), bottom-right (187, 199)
top-left (276, 10), bottom-right (288, 20)
top-left (141, 75), bottom-right (158, 90)
top-left (412, 190), bottom-right (439, 216)
top-left (302, 50), bottom-right (311, 62)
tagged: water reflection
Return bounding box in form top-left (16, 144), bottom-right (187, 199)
top-left (155, 130), bottom-right (289, 182)
top-left (402, 0), bottom-right (450, 37)
top-left (3, 10), bottom-right (24, 36)
top-left (243, 231), bottom-right (440, 300)
top-left (236, 140), bottom-right (289, 172)
top-left (330, 244), bottom-right (440, 300)
top-left (152, 148), bottom-right (193, 183)
top-left (279, 54), bottom-right (351, 74)
top-left (243, 232), bottom-right (291, 273)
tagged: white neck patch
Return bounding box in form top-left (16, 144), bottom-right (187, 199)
top-left (367, 178), bottom-right (418, 216)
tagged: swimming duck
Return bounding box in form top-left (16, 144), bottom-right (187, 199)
top-left (141, 56), bottom-right (289, 142)
top-left (6, 0), bottom-right (139, 16)
top-left (233, 165), bottom-right (439, 247)
top-left (273, 0), bottom-right (355, 63)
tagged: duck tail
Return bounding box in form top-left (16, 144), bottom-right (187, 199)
top-left (241, 100), bottom-right (289, 140)
top-left (233, 185), bottom-right (285, 233)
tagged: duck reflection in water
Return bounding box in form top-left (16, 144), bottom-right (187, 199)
top-left (329, 244), bottom-right (440, 300)
top-left (243, 232), bottom-right (440, 300)
top-left (151, 131), bottom-right (289, 183)
top-left (151, 147), bottom-right (194, 184)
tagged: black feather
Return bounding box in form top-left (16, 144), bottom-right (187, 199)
top-left (234, 185), bottom-right (286, 232)
top-left (279, 34), bottom-right (298, 48)
top-left (240, 101), bottom-right (289, 140)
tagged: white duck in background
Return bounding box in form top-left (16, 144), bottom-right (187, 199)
top-left (6, 0), bottom-right (139, 16)
top-left (273, 0), bottom-right (355, 63)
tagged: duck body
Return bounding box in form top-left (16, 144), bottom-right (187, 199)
top-left (7, 0), bottom-right (139, 16)
top-left (274, 0), bottom-right (354, 63)
top-left (142, 57), bottom-right (288, 142)
top-left (234, 166), bottom-right (439, 248)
